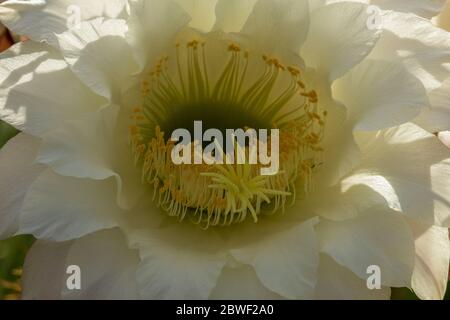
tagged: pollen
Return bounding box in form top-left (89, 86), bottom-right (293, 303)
top-left (129, 39), bottom-right (326, 228)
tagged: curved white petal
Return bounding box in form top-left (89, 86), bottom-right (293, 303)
top-left (0, 0), bottom-right (127, 47)
top-left (439, 131), bottom-right (450, 148)
top-left (21, 240), bottom-right (73, 300)
top-left (414, 78), bottom-right (450, 132)
top-left (371, 0), bottom-right (447, 19)
top-left (302, 2), bottom-right (380, 81)
top-left (313, 1), bottom-right (447, 19)
top-left (128, 224), bottom-right (227, 300)
top-left (319, 122), bottom-right (361, 187)
top-left (37, 105), bottom-right (118, 181)
top-left (213, 0), bottom-right (258, 33)
top-left (409, 220), bottom-right (450, 300)
top-left (302, 182), bottom-right (388, 222)
top-left (56, 18), bottom-right (139, 100)
top-left (174, 0), bottom-right (218, 32)
top-left (241, 0), bottom-right (309, 55)
top-left (346, 123), bottom-right (450, 227)
top-left (0, 133), bottom-right (43, 239)
top-left (369, 11), bottom-right (450, 91)
top-left (333, 59), bottom-right (428, 131)
top-left (230, 218), bottom-right (319, 299)
top-left (61, 228), bottom-right (140, 299)
top-left (210, 265), bottom-right (283, 299)
top-left (22, 228), bottom-right (140, 300)
top-left (19, 169), bottom-right (120, 241)
top-left (36, 105), bottom-right (143, 209)
top-left (0, 41), bottom-right (105, 136)
top-left (316, 209), bottom-right (415, 288)
top-left (311, 96), bottom-right (361, 186)
top-left (315, 254), bottom-right (391, 300)
top-left (127, 0), bottom-right (190, 67)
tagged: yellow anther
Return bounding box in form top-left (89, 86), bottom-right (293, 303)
top-left (228, 43), bottom-right (241, 52)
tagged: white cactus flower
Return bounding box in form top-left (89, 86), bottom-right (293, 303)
top-left (0, 0), bottom-right (449, 300)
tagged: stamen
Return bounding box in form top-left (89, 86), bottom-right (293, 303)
top-left (130, 40), bottom-right (326, 228)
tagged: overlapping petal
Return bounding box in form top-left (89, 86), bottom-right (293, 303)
top-left (316, 209), bottom-right (415, 288)
top-left (0, 133), bottom-right (43, 238)
top-left (22, 228), bottom-right (140, 300)
top-left (409, 220), bottom-right (450, 300)
top-left (370, 11), bottom-right (450, 91)
top-left (213, 0), bottom-right (258, 33)
top-left (36, 105), bottom-right (143, 209)
top-left (128, 224), bottom-right (227, 299)
top-left (302, 2), bottom-right (381, 81)
top-left (414, 78), bottom-right (450, 132)
top-left (229, 218), bottom-right (319, 299)
top-left (314, 253), bottom-right (391, 299)
top-left (210, 266), bottom-right (283, 299)
top-left (241, 0), bottom-right (309, 56)
top-left (174, 0), bottom-right (218, 32)
top-left (19, 169), bottom-right (120, 241)
top-left (0, 41), bottom-right (105, 136)
top-left (0, 0), bottom-right (127, 48)
top-left (345, 123), bottom-right (450, 227)
top-left (333, 59), bottom-right (429, 131)
top-left (56, 18), bottom-right (140, 101)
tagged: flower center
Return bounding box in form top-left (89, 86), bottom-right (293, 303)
top-left (129, 39), bottom-right (326, 228)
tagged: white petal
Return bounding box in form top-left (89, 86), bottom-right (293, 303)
top-left (315, 254), bottom-right (391, 300)
top-left (0, 0), bottom-right (127, 47)
top-left (312, 0), bottom-right (447, 19)
top-left (319, 122), bottom-right (361, 187)
top-left (409, 220), bottom-right (450, 300)
top-left (22, 228), bottom-right (140, 300)
top-left (369, 11), bottom-right (450, 91)
top-left (128, 224), bottom-right (227, 299)
top-left (0, 41), bottom-right (106, 136)
top-left (127, 0), bottom-right (190, 65)
top-left (230, 218), bottom-right (319, 299)
top-left (21, 240), bottom-right (73, 300)
top-left (19, 169), bottom-right (120, 241)
top-left (0, 133), bottom-right (43, 238)
top-left (371, 0), bottom-right (447, 18)
top-left (302, 2), bottom-right (380, 81)
top-left (333, 59), bottom-right (428, 131)
top-left (210, 265), bottom-right (283, 299)
top-left (213, 0), bottom-right (258, 33)
top-left (346, 123), bottom-right (450, 227)
top-left (439, 131), bottom-right (450, 148)
top-left (174, 0), bottom-right (218, 32)
top-left (37, 105), bottom-right (118, 181)
top-left (316, 209), bottom-right (415, 287)
top-left (61, 228), bottom-right (140, 299)
top-left (56, 18), bottom-right (139, 100)
top-left (302, 182), bottom-right (387, 222)
top-left (312, 96), bottom-right (361, 186)
top-left (241, 0), bottom-right (309, 55)
top-left (414, 78), bottom-right (450, 132)
top-left (36, 105), bottom-right (143, 209)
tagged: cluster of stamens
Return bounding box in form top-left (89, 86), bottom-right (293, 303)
top-left (129, 40), bottom-right (326, 228)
